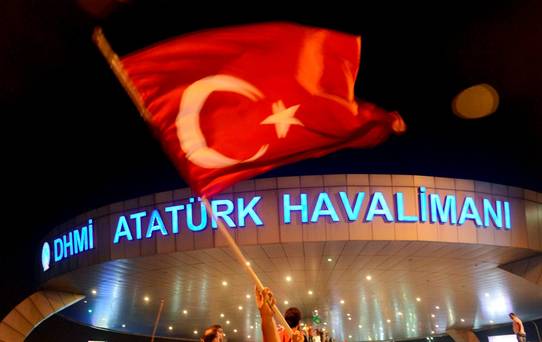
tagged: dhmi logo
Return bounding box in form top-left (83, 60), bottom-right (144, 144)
top-left (43, 219), bottom-right (95, 271)
top-left (41, 242), bottom-right (51, 271)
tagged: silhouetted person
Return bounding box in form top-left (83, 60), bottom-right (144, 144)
top-left (509, 313), bottom-right (526, 342)
top-left (279, 307), bottom-right (308, 342)
top-left (255, 286), bottom-right (304, 342)
top-left (200, 324), bottom-right (224, 342)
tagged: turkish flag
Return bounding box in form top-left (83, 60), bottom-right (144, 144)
top-left (121, 22), bottom-right (405, 197)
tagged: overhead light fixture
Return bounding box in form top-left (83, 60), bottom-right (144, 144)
top-left (435, 306), bottom-right (440, 310)
top-left (308, 290), bottom-right (313, 295)
top-left (122, 324), bottom-right (126, 328)
top-left (222, 281), bottom-right (228, 286)
top-left (238, 306), bottom-right (243, 310)
top-left (284, 300), bottom-right (289, 305)
top-left (285, 276), bottom-right (292, 282)
top-left (91, 289), bottom-right (97, 295)
top-left (226, 321), bottom-right (230, 325)
top-left (144, 296), bottom-right (150, 302)
top-left (193, 330), bottom-right (198, 334)
top-left (340, 300), bottom-right (345, 304)
top-left (168, 326), bottom-right (173, 331)
top-left (220, 313), bottom-right (224, 318)
top-left (328, 258), bottom-right (333, 262)
top-left (183, 309), bottom-right (188, 315)
top-left (366, 275), bottom-right (372, 281)
top-left (416, 297), bottom-right (421, 302)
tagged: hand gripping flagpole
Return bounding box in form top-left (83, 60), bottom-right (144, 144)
top-left (92, 27), bottom-right (293, 337)
top-left (200, 197), bottom-right (293, 337)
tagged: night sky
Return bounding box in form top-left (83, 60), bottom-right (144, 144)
top-left (1, 0), bottom-right (541, 320)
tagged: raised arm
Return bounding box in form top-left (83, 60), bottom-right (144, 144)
top-left (255, 286), bottom-right (306, 342)
top-left (255, 286), bottom-right (281, 342)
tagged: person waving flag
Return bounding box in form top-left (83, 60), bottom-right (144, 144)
top-left (93, 22), bottom-right (405, 339)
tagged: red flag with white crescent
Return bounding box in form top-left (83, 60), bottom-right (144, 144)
top-left (120, 22), bottom-right (406, 197)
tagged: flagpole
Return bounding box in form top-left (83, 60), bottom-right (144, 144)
top-left (92, 27), bottom-right (152, 122)
top-left (201, 197), bottom-right (293, 337)
top-left (150, 299), bottom-right (165, 342)
top-left (93, 27), bottom-right (292, 337)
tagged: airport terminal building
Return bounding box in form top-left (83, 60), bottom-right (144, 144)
top-left (2, 174), bottom-right (542, 341)
top-left (4, 174), bottom-right (542, 341)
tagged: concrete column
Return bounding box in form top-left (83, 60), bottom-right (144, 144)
top-left (0, 290), bottom-right (84, 342)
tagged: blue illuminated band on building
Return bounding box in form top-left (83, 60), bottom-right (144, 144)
top-left (42, 188), bottom-right (512, 270)
top-left (112, 188), bottom-right (511, 244)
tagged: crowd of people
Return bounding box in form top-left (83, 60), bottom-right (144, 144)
top-left (199, 288), bottom-right (528, 342)
top-left (200, 286), bottom-right (335, 342)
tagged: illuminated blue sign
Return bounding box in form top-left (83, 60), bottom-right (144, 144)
top-left (111, 188), bottom-right (511, 244)
top-left (42, 187), bottom-right (513, 271)
top-left (113, 197), bottom-right (263, 243)
top-left (51, 219), bottom-right (95, 263)
top-left (41, 242), bottom-right (51, 272)
top-left (282, 188), bottom-right (511, 228)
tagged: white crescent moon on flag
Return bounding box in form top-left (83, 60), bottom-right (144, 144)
top-left (176, 74), bottom-right (269, 169)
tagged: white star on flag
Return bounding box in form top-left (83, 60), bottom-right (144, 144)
top-left (260, 100), bottom-right (303, 138)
